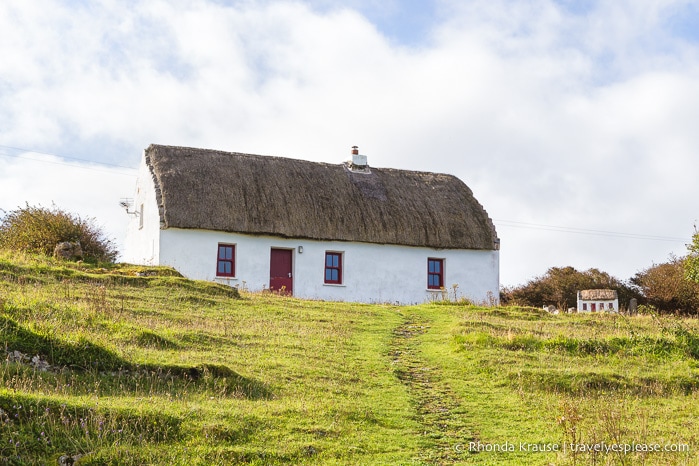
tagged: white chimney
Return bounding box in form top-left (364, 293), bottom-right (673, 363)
top-left (351, 145), bottom-right (367, 167)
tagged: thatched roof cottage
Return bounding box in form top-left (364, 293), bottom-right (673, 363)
top-left (577, 289), bottom-right (619, 312)
top-left (123, 144), bottom-right (500, 304)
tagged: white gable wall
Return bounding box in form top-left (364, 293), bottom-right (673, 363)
top-left (158, 228), bottom-right (499, 305)
top-left (122, 153), bottom-right (161, 265)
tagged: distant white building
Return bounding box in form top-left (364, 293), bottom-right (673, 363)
top-left (577, 289), bottom-right (619, 312)
top-left (123, 144), bottom-right (500, 305)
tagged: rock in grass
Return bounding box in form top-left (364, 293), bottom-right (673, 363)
top-left (53, 241), bottom-right (83, 261)
top-left (57, 453), bottom-right (84, 465)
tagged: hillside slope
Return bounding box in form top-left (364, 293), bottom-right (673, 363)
top-left (1, 251), bottom-right (698, 465)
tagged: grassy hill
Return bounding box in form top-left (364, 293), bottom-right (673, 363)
top-left (1, 251), bottom-right (698, 465)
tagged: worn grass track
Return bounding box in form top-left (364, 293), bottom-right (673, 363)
top-left (390, 311), bottom-right (472, 465)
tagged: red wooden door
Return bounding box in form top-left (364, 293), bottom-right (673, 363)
top-left (270, 249), bottom-right (293, 295)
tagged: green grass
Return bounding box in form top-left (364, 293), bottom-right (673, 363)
top-left (415, 305), bottom-right (699, 465)
top-left (1, 250), bottom-right (698, 464)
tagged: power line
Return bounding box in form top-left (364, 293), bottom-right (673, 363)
top-left (0, 152), bottom-right (136, 177)
top-left (494, 219), bottom-right (691, 243)
top-left (0, 144), bottom-right (135, 169)
top-left (0, 147), bottom-right (137, 177)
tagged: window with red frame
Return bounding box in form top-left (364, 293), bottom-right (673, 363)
top-left (216, 244), bottom-right (235, 277)
top-left (427, 258), bottom-right (444, 289)
top-left (324, 252), bottom-right (342, 284)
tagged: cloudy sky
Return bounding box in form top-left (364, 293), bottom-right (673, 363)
top-left (1, 0), bottom-right (698, 287)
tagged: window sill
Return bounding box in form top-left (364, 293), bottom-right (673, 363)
top-left (323, 283), bottom-right (346, 287)
top-left (426, 289), bottom-right (445, 292)
top-left (215, 276), bottom-right (238, 280)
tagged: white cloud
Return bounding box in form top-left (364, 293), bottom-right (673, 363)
top-left (1, 0), bottom-right (697, 286)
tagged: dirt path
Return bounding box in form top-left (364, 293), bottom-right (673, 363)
top-left (390, 312), bottom-right (472, 465)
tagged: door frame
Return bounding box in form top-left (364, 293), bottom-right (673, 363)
top-left (269, 247), bottom-right (294, 295)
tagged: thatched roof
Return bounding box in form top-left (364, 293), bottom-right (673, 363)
top-left (144, 144), bottom-right (499, 250)
top-left (580, 289), bottom-right (618, 300)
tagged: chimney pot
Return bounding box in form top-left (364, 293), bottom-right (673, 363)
top-left (351, 146), bottom-right (359, 155)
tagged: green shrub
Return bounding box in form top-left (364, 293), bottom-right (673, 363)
top-left (632, 257), bottom-right (699, 315)
top-left (0, 204), bottom-right (117, 263)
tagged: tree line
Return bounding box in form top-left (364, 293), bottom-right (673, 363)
top-left (501, 231), bottom-right (699, 315)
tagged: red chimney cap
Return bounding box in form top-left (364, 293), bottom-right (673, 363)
top-left (351, 146), bottom-right (359, 155)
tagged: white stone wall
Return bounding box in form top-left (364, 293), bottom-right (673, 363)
top-left (157, 228), bottom-right (500, 305)
top-left (122, 152), bottom-right (160, 265)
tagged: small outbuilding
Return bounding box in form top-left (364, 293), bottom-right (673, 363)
top-left (123, 144), bottom-right (500, 304)
top-left (577, 289), bottom-right (619, 312)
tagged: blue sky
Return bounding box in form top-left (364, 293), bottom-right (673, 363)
top-left (1, 0), bottom-right (698, 287)
top-left (321, 0), bottom-right (441, 46)
top-left (666, 2), bottom-right (699, 43)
